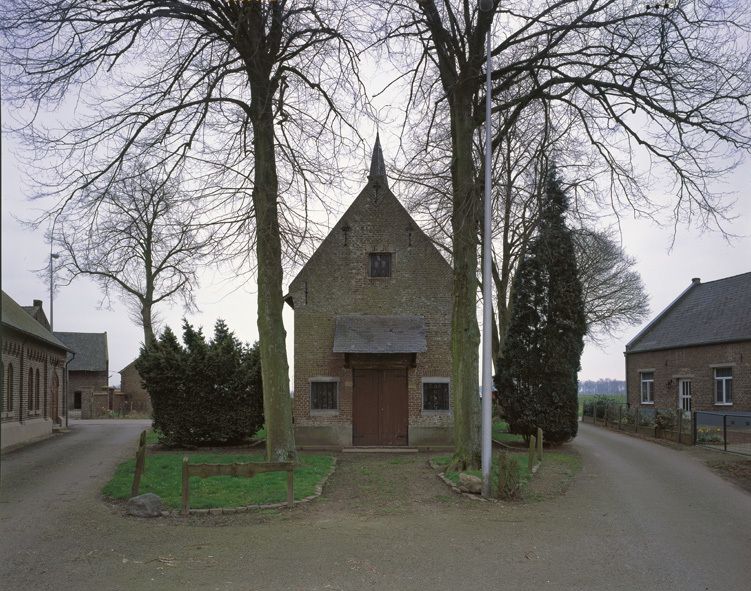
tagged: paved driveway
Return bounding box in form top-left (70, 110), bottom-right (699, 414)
top-left (1, 421), bottom-right (749, 590)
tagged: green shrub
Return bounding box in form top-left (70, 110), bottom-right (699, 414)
top-left (136, 319), bottom-right (264, 447)
top-left (655, 411), bottom-right (676, 431)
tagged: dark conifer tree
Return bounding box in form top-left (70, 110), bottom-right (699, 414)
top-left (496, 166), bottom-right (586, 444)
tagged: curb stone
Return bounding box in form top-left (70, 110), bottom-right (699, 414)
top-left (428, 459), bottom-right (492, 502)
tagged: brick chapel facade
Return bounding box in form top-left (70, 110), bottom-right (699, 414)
top-left (285, 137), bottom-right (454, 448)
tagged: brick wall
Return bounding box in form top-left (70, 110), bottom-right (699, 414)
top-left (288, 180), bottom-right (453, 446)
top-left (119, 362), bottom-right (152, 413)
top-left (2, 329), bottom-right (67, 449)
top-left (68, 370), bottom-right (108, 409)
top-left (625, 341), bottom-right (751, 412)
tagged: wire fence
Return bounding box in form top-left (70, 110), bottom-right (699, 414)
top-left (695, 411), bottom-right (751, 456)
top-left (582, 400), bottom-right (693, 446)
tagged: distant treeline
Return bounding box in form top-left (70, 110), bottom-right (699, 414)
top-left (578, 379), bottom-right (626, 395)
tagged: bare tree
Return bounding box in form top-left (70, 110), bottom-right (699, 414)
top-left (2, 0), bottom-right (363, 461)
top-left (572, 228), bottom-right (650, 344)
top-left (51, 163), bottom-right (213, 346)
top-left (372, 0), bottom-right (751, 467)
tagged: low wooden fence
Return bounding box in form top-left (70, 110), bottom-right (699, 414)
top-left (181, 458), bottom-right (294, 515)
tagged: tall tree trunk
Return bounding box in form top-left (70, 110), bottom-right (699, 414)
top-left (141, 301), bottom-right (156, 346)
top-left (449, 95), bottom-right (481, 470)
top-left (252, 105), bottom-right (296, 462)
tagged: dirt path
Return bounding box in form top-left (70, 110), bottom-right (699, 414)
top-left (1, 422), bottom-right (749, 590)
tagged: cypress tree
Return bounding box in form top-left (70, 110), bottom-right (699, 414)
top-left (496, 167), bottom-right (586, 444)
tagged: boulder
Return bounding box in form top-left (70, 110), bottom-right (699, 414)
top-left (127, 493), bottom-right (164, 518)
top-left (458, 473), bottom-right (482, 494)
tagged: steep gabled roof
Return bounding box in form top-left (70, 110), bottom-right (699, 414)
top-left (54, 332), bottom-right (109, 372)
top-left (2, 291), bottom-right (69, 351)
top-left (285, 137), bottom-right (451, 303)
top-left (625, 272), bottom-right (751, 353)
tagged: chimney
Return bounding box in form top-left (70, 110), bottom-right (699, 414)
top-left (33, 299), bottom-right (43, 307)
top-left (691, 277), bottom-right (701, 285)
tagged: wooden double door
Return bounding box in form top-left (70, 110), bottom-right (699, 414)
top-left (353, 368), bottom-right (408, 446)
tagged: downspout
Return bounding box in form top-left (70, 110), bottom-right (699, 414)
top-left (64, 351), bottom-right (76, 428)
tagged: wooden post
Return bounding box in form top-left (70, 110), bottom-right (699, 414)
top-left (287, 468), bottom-right (294, 508)
top-left (618, 404), bottom-right (623, 431)
top-left (528, 435), bottom-right (536, 472)
top-left (692, 411), bottom-right (697, 445)
top-left (131, 430), bottom-right (147, 497)
top-left (181, 456), bottom-right (190, 516)
top-left (536, 427), bottom-right (543, 463)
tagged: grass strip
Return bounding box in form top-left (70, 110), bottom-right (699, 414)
top-left (104, 453), bottom-right (333, 509)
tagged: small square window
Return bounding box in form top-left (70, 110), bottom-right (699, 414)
top-left (311, 380), bottom-right (338, 412)
top-left (369, 253), bottom-right (391, 277)
top-left (423, 380), bottom-right (450, 412)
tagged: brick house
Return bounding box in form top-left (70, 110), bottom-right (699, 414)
top-left (2, 291), bottom-right (69, 450)
top-left (53, 332), bottom-right (109, 414)
top-left (119, 359), bottom-right (152, 415)
top-left (285, 137), bottom-right (453, 448)
top-left (625, 272), bottom-right (751, 412)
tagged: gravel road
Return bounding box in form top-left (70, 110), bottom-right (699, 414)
top-left (1, 420), bottom-right (748, 591)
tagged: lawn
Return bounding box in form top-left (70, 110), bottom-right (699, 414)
top-left (433, 451), bottom-right (580, 499)
top-left (492, 420), bottom-right (525, 443)
top-left (432, 453), bottom-right (532, 491)
top-left (103, 453), bottom-right (334, 509)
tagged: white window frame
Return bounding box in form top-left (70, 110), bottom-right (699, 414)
top-left (640, 371), bottom-right (654, 405)
top-left (421, 377), bottom-right (451, 415)
top-left (309, 377), bottom-right (339, 416)
top-left (713, 367), bottom-right (733, 406)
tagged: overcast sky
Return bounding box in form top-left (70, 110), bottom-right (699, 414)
top-left (2, 52), bottom-right (750, 387)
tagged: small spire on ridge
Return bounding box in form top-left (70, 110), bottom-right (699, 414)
top-left (368, 133), bottom-right (387, 185)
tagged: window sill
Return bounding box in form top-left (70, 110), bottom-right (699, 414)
top-left (310, 410), bottom-right (339, 417)
top-left (640, 401), bottom-right (654, 405)
top-left (714, 402), bottom-right (733, 406)
top-left (421, 410), bottom-right (451, 416)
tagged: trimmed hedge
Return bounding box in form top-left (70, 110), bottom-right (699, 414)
top-left (136, 319), bottom-right (264, 446)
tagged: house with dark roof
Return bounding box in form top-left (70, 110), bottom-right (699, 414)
top-left (2, 292), bottom-right (70, 450)
top-left (625, 272), bottom-right (751, 412)
top-left (119, 358), bottom-right (152, 415)
top-left (53, 332), bottom-right (109, 414)
top-left (284, 137), bottom-right (453, 448)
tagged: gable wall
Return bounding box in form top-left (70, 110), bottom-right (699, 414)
top-left (289, 183), bottom-right (454, 447)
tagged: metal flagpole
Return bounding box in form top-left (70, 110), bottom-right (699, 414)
top-left (479, 0), bottom-right (494, 498)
